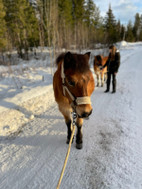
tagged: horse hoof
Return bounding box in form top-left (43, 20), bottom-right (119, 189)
top-left (66, 139), bottom-right (69, 144)
top-left (76, 143), bottom-right (83, 149)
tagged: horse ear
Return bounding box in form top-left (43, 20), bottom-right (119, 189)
top-left (64, 51), bottom-right (72, 63)
top-left (84, 52), bottom-right (91, 62)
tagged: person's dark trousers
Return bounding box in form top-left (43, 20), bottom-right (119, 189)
top-left (106, 72), bottom-right (111, 91)
top-left (106, 72), bottom-right (116, 92)
top-left (112, 73), bottom-right (116, 92)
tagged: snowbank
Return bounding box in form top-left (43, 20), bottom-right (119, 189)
top-left (118, 40), bottom-right (128, 47)
top-left (0, 60), bottom-right (54, 136)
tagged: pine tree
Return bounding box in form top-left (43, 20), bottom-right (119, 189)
top-left (72, 0), bottom-right (85, 22)
top-left (36, 0), bottom-right (51, 46)
top-left (120, 25), bottom-right (126, 41)
top-left (0, 0), bottom-right (7, 51)
top-left (116, 20), bottom-right (121, 41)
top-left (133, 13), bottom-right (141, 41)
top-left (104, 4), bottom-right (117, 43)
top-left (126, 21), bottom-right (135, 42)
top-left (58, 0), bottom-right (73, 25)
top-left (3, 0), bottom-right (24, 57)
top-left (139, 14), bottom-right (142, 41)
top-left (85, 0), bottom-right (103, 45)
top-left (85, 0), bottom-right (100, 27)
top-left (71, 0), bottom-right (86, 49)
top-left (3, 0), bottom-right (39, 58)
top-left (58, 0), bottom-right (73, 48)
top-left (23, 1), bottom-right (39, 48)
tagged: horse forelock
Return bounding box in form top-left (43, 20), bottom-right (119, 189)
top-left (96, 55), bottom-right (102, 62)
top-left (94, 55), bottom-right (103, 66)
top-left (64, 54), bottom-right (90, 74)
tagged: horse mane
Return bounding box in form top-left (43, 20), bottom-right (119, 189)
top-left (56, 53), bottom-right (65, 65)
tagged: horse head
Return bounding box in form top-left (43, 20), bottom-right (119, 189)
top-left (94, 55), bottom-right (103, 67)
top-left (61, 52), bottom-right (95, 118)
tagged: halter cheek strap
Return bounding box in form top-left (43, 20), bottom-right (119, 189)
top-left (61, 61), bottom-right (91, 106)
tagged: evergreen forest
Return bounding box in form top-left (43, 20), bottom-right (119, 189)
top-left (0, 0), bottom-right (142, 59)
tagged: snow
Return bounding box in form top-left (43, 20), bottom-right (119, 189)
top-left (120, 40), bottom-right (128, 47)
top-left (0, 42), bottom-right (142, 189)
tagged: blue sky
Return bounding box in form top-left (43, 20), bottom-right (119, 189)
top-left (93, 0), bottom-right (142, 25)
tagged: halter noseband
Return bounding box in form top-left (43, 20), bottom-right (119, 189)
top-left (61, 61), bottom-right (91, 107)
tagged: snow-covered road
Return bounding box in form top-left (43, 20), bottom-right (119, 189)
top-left (0, 43), bottom-right (142, 189)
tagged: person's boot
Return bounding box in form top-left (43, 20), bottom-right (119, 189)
top-left (111, 90), bottom-right (116, 93)
top-left (104, 89), bottom-right (109, 93)
top-left (104, 83), bottom-right (110, 93)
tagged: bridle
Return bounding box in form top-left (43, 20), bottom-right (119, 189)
top-left (61, 61), bottom-right (91, 110)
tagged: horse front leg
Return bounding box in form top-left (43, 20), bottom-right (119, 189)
top-left (101, 72), bottom-right (104, 87)
top-left (59, 105), bottom-right (73, 144)
top-left (76, 117), bottom-right (83, 149)
top-left (96, 73), bottom-right (100, 87)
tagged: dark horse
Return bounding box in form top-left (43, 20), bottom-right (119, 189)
top-left (53, 52), bottom-right (95, 149)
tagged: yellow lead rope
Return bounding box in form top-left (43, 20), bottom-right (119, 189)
top-left (56, 124), bottom-right (76, 189)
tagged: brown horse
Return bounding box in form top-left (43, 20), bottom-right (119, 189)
top-left (53, 52), bottom-right (95, 149)
top-left (94, 55), bottom-right (108, 87)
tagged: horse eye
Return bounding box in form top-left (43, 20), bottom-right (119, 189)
top-left (68, 81), bottom-right (75, 87)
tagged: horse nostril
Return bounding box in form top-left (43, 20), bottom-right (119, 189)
top-left (81, 110), bottom-right (92, 118)
top-left (81, 112), bottom-right (88, 118)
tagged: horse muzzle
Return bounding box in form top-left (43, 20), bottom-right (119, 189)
top-left (82, 109), bottom-right (92, 117)
top-left (76, 104), bottom-right (93, 119)
top-left (78, 109), bottom-right (92, 118)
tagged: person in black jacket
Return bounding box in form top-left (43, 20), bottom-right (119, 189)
top-left (101, 45), bottom-right (120, 93)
